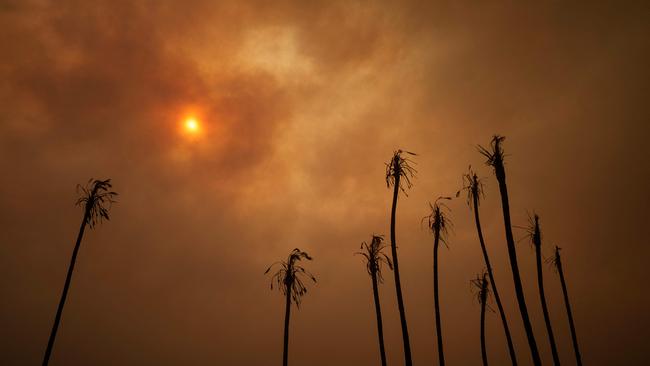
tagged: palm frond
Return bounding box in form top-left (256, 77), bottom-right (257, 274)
top-left (424, 197), bottom-right (453, 247)
top-left (76, 178), bottom-right (118, 228)
top-left (385, 149), bottom-right (417, 196)
top-left (355, 235), bottom-right (393, 283)
top-left (478, 135), bottom-right (508, 174)
top-left (265, 248), bottom-right (317, 308)
top-left (461, 166), bottom-right (486, 209)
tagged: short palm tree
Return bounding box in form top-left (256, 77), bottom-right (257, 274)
top-left (356, 235), bottom-right (393, 366)
top-left (524, 214), bottom-right (560, 365)
top-left (471, 271), bottom-right (491, 366)
top-left (265, 248), bottom-right (317, 366)
top-left (385, 149), bottom-right (416, 366)
top-left (425, 197), bottom-right (452, 366)
top-left (549, 246), bottom-right (582, 366)
top-left (43, 178), bottom-right (117, 366)
top-left (479, 136), bottom-right (541, 366)
top-left (462, 169), bottom-right (517, 365)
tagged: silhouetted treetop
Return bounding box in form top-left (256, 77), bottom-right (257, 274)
top-left (385, 149), bottom-right (417, 195)
top-left (356, 235), bottom-right (393, 282)
top-left (75, 178), bottom-right (118, 228)
top-left (265, 248), bottom-right (316, 308)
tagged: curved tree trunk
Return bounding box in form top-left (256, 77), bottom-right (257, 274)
top-left (555, 250), bottom-right (582, 366)
top-left (494, 167), bottom-right (542, 366)
top-left (472, 194), bottom-right (518, 365)
top-left (433, 233), bottom-right (445, 366)
top-left (535, 242), bottom-right (561, 365)
top-left (371, 271), bottom-right (387, 366)
top-left (42, 211), bottom-right (89, 366)
top-left (480, 293), bottom-right (488, 366)
top-left (283, 287), bottom-right (292, 366)
top-left (389, 174), bottom-right (413, 366)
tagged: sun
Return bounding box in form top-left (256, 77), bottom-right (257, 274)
top-left (184, 117), bottom-right (200, 133)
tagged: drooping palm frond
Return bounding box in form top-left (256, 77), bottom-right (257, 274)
top-left (424, 197), bottom-right (453, 247)
top-left (356, 235), bottom-right (393, 283)
top-left (265, 248), bottom-right (316, 307)
top-left (385, 150), bottom-right (417, 195)
top-left (519, 212), bottom-right (542, 248)
top-left (471, 271), bottom-right (491, 308)
top-left (546, 246), bottom-right (562, 271)
top-left (478, 135), bottom-right (507, 174)
top-left (75, 178), bottom-right (118, 228)
top-left (461, 167), bottom-right (486, 209)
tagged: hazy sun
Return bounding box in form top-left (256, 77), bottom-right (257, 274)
top-left (184, 117), bottom-right (200, 133)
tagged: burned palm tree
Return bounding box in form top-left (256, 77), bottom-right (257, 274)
top-left (356, 235), bottom-right (393, 366)
top-left (524, 214), bottom-right (560, 365)
top-left (385, 149), bottom-right (416, 366)
top-left (471, 271), bottom-right (491, 366)
top-left (425, 197), bottom-right (452, 366)
top-left (549, 246), bottom-right (582, 366)
top-left (265, 248), bottom-right (317, 366)
top-left (462, 169), bottom-right (518, 365)
top-left (43, 179), bottom-right (117, 366)
top-left (479, 136), bottom-right (541, 365)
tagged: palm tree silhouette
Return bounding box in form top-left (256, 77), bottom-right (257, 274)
top-left (42, 178), bottom-right (117, 366)
top-left (479, 136), bottom-right (541, 366)
top-left (356, 235), bottom-right (393, 366)
top-left (385, 149), bottom-right (416, 366)
top-left (461, 169), bottom-right (518, 365)
top-left (524, 214), bottom-right (561, 365)
top-left (425, 197), bottom-right (452, 366)
top-left (471, 271), bottom-right (491, 366)
top-left (265, 248), bottom-right (317, 366)
top-left (549, 246), bottom-right (582, 366)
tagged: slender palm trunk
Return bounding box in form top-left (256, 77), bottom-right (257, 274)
top-left (42, 209), bottom-right (90, 366)
top-left (433, 232), bottom-right (445, 366)
top-left (535, 242), bottom-right (561, 365)
top-left (494, 167), bottom-right (542, 366)
top-left (389, 174), bottom-right (412, 366)
top-left (283, 286), bottom-right (292, 366)
top-left (472, 194), bottom-right (517, 365)
top-left (555, 250), bottom-right (582, 366)
top-left (480, 292), bottom-right (488, 366)
top-left (371, 271), bottom-right (388, 366)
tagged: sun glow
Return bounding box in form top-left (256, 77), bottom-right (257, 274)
top-left (184, 117), bottom-right (200, 133)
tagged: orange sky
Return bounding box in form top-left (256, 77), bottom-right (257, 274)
top-left (1, 1), bottom-right (649, 365)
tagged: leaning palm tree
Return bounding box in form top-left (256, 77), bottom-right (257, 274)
top-left (385, 149), bottom-right (416, 366)
top-left (462, 169), bottom-right (518, 365)
top-left (425, 197), bottom-right (452, 366)
top-left (471, 271), bottom-right (491, 366)
top-left (265, 248), bottom-right (317, 366)
top-left (524, 214), bottom-right (561, 365)
top-left (549, 246), bottom-right (582, 366)
top-left (356, 235), bottom-right (393, 366)
top-left (479, 136), bottom-right (541, 366)
top-left (43, 178), bottom-right (117, 366)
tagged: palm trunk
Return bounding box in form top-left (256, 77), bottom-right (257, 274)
top-left (494, 167), bottom-right (542, 366)
top-left (433, 232), bottom-right (445, 366)
top-left (472, 194), bottom-right (518, 365)
top-left (389, 174), bottom-right (413, 366)
top-left (480, 292), bottom-right (488, 366)
top-left (556, 249), bottom-right (582, 366)
top-left (371, 271), bottom-right (388, 366)
top-left (535, 242), bottom-right (561, 365)
top-left (283, 286), bottom-right (291, 366)
top-left (42, 210), bottom-right (89, 366)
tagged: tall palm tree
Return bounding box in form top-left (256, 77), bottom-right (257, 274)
top-left (462, 169), bottom-right (518, 365)
top-left (471, 271), bottom-right (491, 366)
top-left (43, 178), bottom-right (117, 366)
top-left (525, 214), bottom-right (561, 365)
top-left (425, 197), bottom-right (452, 366)
top-left (479, 136), bottom-right (541, 366)
top-left (265, 248), bottom-right (317, 366)
top-left (385, 149), bottom-right (416, 366)
top-left (549, 246), bottom-right (582, 366)
top-left (356, 235), bottom-right (393, 366)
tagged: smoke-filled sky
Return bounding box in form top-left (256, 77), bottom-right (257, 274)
top-left (1, 1), bottom-right (649, 365)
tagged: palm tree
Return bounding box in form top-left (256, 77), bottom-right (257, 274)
top-left (524, 214), bottom-right (561, 365)
top-left (479, 136), bottom-right (541, 366)
top-left (549, 246), bottom-right (582, 366)
top-left (385, 149), bottom-right (416, 366)
top-left (425, 197), bottom-right (452, 366)
top-left (462, 169), bottom-right (518, 365)
top-left (42, 178), bottom-right (117, 366)
top-left (356, 235), bottom-right (393, 366)
top-left (471, 271), bottom-right (491, 366)
top-left (265, 248), bottom-right (317, 366)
